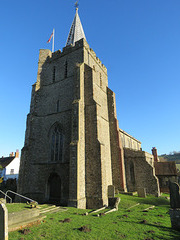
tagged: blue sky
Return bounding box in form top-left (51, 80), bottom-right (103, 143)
top-left (0, 0), bottom-right (179, 157)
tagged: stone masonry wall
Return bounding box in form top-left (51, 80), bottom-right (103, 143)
top-left (84, 64), bottom-right (112, 208)
top-left (68, 63), bottom-right (86, 209)
top-left (107, 88), bottom-right (127, 192)
top-left (119, 129), bottom-right (141, 150)
top-left (124, 148), bottom-right (160, 196)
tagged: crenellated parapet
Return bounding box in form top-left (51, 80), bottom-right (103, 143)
top-left (35, 38), bottom-right (107, 92)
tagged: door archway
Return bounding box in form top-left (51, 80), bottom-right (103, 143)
top-left (48, 173), bottom-right (61, 203)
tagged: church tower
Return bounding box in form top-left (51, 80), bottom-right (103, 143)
top-left (18, 6), bottom-right (127, 209)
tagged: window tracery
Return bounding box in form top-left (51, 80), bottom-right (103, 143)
top-left (50, 126), bottom-right (64, 162)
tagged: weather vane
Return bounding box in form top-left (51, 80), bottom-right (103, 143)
top-left (75, 0), bottom-right (79, 10)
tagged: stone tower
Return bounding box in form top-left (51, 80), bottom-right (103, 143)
top-left (18, 7), bottom-right (127, 209)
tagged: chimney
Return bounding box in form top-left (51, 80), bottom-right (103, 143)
top-left (15, 149), bottom-right (19, 158)
top-left (152, 147), bottom-right (158, 162)
top-left (9, 152), bottom-right (14, 157)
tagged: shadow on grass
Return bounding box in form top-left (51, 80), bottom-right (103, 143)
top-left (119, 219), bottom-right (180, 240)
top-left (127, 195), bottom-right (170, 206)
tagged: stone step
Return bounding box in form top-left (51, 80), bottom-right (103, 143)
top-left (39, 205), bottom-right (56, 212)
top-left (8, 215), bottom-right (46, 232)
top-left (40, 206), bottom-right (60, 214)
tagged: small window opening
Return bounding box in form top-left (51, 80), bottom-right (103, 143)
top-left (64, 61), bottom-right (68, 78)
top-left (53, 66), bottom-right (56, 82)
top-left (100, 73), bottom-right (102, 88)
top-left (10, 169), bottom-right (14, 175)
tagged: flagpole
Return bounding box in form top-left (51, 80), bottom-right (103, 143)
top-left (52, 28), bottom-right (55, 52)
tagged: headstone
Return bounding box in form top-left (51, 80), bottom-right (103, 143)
top-left (114, 197), bottom-right (120, 209)
top-left (170, 209), bottom-right (180, 231)
top-left (108, 197), bottom-right (121, 209)
top-left (137, 187), bottom-right (146, 198)
top-left (108, 185), bottom-right (115, 198)
top-left (169, 181), bottom-right (180, 209)
top-left (0, 203), bottom-right (8, 240)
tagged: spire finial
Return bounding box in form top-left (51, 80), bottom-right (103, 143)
top-left (75, 1), bottom-right (79, 11)
top-left (66, 1), bottom-right (86, 47)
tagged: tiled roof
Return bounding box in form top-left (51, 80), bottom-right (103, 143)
top-left (0, 157), bottom-right (14, 168)
top-left (154, 161), bottom-right (177, 176)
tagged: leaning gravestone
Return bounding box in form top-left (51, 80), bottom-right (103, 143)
top-left (137, 187), bottom-right (146, 198)
top-left (169, 181), bottom-right (180, 231)
top-left (108, 185), bottom-right (115, 198)
top-left (0, 203), bottom-right (8, 240)
top-left (169, 181), bottom-right (180, 209)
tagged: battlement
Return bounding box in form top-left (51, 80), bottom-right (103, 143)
top-left (88, 47), bottom-right (107, 71)
top-left (38, 38), bottom-right (107, 71)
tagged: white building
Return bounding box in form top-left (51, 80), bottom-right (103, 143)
top-left (0, 150), bottom-right (20, 180)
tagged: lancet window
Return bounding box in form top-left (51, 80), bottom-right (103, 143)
top-left (53, 66), bottom-right (56, 82)
top-left (100, 73), bottom-right (102, 88)
top-left (50, 126), bottom-right (64, 162)
top-left (64, 60), bottom-right (68, 78)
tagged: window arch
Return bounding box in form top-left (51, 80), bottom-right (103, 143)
top-left (50, 125), bottom-right (64, 162)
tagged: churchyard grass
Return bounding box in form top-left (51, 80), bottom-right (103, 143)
top-left (6, 203), bottom-right (50, 213)
top-left (8, 194), bottom-right (180, 240)
top-left (6, 203), bottom-right (31, 213)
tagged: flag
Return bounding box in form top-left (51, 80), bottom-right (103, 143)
top-left (47, 32), bottom-right (53, 43)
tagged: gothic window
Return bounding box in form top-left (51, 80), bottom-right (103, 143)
top-left (53, 66), bottom-right (56, 82)
top-left (64, 60), bottom-right (68, 78)
top-left (50, 126), bottom-right (64, 162)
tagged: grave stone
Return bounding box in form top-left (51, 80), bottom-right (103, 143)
top-left (137, 187), bottom-right (146, 198)
top-left (169, 181), bottom-right (180, 231)
top-left (108, 197), bottom-right (121, 209)
top-left (108, 185), bottom-right (115, 198)
top-left (169, 181), bottom-right (180, 209)
top-left (0, 203), bottom-right (8, 240)
top-left (169, 209), bottom-right (180, 231)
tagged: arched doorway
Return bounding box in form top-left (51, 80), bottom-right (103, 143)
top-left (48, 173), bottom-right (61, 203)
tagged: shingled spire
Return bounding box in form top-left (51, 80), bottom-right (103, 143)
top-left (66, 5), bottom-right (86, 46)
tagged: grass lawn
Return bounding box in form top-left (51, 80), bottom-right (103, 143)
top-left (8, 194), bottom-right (180, 240)
top-left (6, 203), bottom-right (50, 213)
